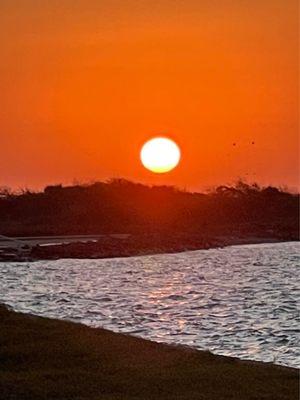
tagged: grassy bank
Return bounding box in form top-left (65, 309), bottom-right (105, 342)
top-left (0, 305), bottom-right (298, 399)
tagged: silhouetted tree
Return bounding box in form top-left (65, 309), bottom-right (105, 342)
top-left (0, 180), bottom-right (298, 239)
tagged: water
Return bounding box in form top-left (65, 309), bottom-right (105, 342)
top-left (0, 242), bottom-right (299, 368)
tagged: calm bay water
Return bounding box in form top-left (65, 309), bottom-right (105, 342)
top-left (0, 242), bottom-right (299, 367)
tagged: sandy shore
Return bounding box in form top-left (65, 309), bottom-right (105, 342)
top-left (0, 304), bottom-right (298, 400)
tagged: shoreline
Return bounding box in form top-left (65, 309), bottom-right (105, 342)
top-left (0, 304), bottom-right (298, 399)
top-left (0, 233), bottom-right (297, 262)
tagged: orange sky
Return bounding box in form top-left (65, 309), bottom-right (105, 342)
top-left (0, 0), bottom-right (299, 191)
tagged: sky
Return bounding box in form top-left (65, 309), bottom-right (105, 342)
top-left (0, 0), bottom-right (299, 191)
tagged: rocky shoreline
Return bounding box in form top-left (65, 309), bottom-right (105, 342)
top-left (0, 233), bottom-right (297, 262)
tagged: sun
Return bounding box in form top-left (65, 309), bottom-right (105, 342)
top-left (140, 137), bottom-right (181, 173)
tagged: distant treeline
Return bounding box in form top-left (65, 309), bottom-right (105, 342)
top-left (0, 179), bottom-right (298, 239)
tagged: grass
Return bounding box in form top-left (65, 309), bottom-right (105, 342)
top-left (0, 304), bottom-right (298, 400)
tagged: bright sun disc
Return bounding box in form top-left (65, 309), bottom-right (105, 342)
top-left (140, 137), bottom-right (181, 173)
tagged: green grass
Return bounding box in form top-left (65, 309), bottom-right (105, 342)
top-left (0, 304), bottom-right (298, 399)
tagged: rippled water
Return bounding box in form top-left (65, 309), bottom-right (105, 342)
top-left (0, 242), bottom-right (299, 367)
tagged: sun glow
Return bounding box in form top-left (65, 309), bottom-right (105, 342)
top-left (140, 137), bottom-right (181, 173)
